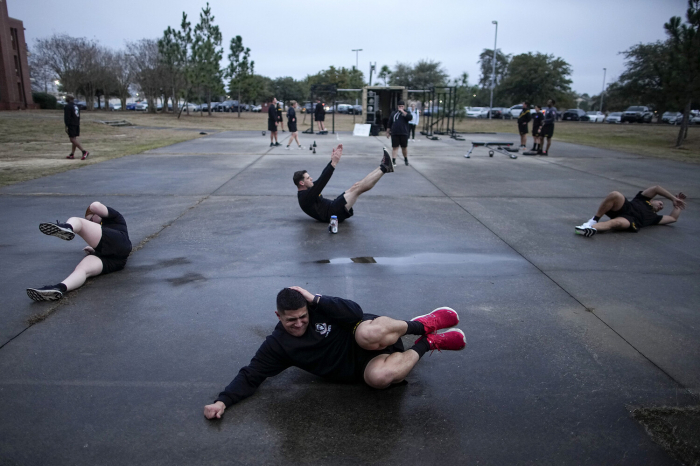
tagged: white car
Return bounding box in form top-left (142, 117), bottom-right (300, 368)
top-left (251, 105), bottom-right (262, 112)
top-left (605, 112), bottom-right (622, 124)
top-left (466, 107), bottom-right (490, 118)
top-left (583, 111), bottom-right (606, 123)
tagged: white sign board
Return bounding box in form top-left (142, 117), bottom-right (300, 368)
top-left (353, 124), bottom-right (371, 137)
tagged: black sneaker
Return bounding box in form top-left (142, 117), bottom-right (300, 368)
top-left (404, 158), bottom-right (409, 166)
top-left (575, 226), bottom-right (597, 237)
top-left (523, 151), bottom-right (538, 156)
top-left (540, 151), bottom-right (548, 156)
top-left (274, 142), bottom-right (281, 146)
top-left (27, 285), bottom-right (64, 302)
top-left (381, 148), bottom-right (394, 173)
top-left (270, 143), bottom-right (274, 147)
top-left (39, 221), bottom-right (75, 241)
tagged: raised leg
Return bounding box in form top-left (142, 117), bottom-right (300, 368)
top-left (61, 255), bottom-right (103, 291)
top-left (591, 217), bottom-right (631, 232)
top-left (342, 167), bottom-right (384, 210)
top-left (595, 191), bottom-right (626, 218)
top-left (66, 217), bottom-right (103, 248)
top-left (354, 316), bottom-right (408, 351)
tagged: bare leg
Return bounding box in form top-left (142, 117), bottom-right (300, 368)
top-left (70, 137), bottom-right (85, 153)
top-left (61, 255), bottom-right (103, 291)
top-left (355, 316), bottom-right (408, 350)
top-left (401, 146), bottom-right (408, 161)
top-left (71, 140), bottom-right (77, 154)
top-left (343, 168), bottom-right (384, 209)
top-left (595, 191), bottom-right (626, 218)
top-left (391, 146), bottom-right (399, 161)
top-left (520, 133), bottom-right (527, 146)
top-left (545, 136), bottom-right (552, 152)
top-left (66, 217), bottom-right (103, 248)
top-left (274, 132), bottom-right (278, 143)
top-left (364, 350), bottom-right (420, 389)
top-left (591, 217), bottom-right (630, 232)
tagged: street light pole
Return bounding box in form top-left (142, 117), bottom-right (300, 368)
top-left (600, 68), bottom-right (607, 112)
top-left (489, 21), bottom-right (498, 120)
top-left (351, 49), bottom-right (363, 70)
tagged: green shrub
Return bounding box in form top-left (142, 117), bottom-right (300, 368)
top-left (32, 92), bottom-right (58, 110)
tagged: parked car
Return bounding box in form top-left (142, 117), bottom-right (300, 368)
top-left (75, 101), bottom-right (88, 110)
top-left (581, 111), bottom-right (605, 122)
top-left (492, 107), bottom-right (512, 119)
top-left (156, 103), bottom-right (173, 112)
top-left (661, 111), bottom-right (683, 125)
top-left (110, 103), bottom-right (122, 111)
top-left (605, 112), bottom-right (623, 124)
top-left (691, 113), bottom-right (700, 125)
top-left (251, 105), bottom-right (262, 112)
top-left (351, 105), bottom-right (362, 115)
top-left (466, 107), bottom-right (490, 118)
top-left (336, 104), bottom-right (353, 114)
top-left (561, 109), bottom-right (586, 121)
top-left (179, 103), bottom-right (198, 112)
top-left (621, 106), bottom-right (653, 123)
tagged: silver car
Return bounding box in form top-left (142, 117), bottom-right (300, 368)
top-left (605, 112), bottom-right (622, 124)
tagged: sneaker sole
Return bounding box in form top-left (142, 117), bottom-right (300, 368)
top-left (411, 307), bottom-right (459, 333)
top-left (382, 148), bottom-right (394, 172)
top-left (27, 288), bottom-right (63, 302)
top-left (39, 223), bottom-right (75, 241)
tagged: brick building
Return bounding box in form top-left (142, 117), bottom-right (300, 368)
top-left (0, 0), bottom-right (35, 110)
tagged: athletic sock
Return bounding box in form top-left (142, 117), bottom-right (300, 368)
top-left (405, 320), bottom-right (425, 335)
top-left (593, 216), bottom-right (600, 222)
top-left (410, 337), bottom-right (430, 358)
top-left (380, 164), bottom-right (388, 174)
top-left (55, 283), bottom-right (68, 293)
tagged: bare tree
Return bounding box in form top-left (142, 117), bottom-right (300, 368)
top-left (34, 34), bottom-right (98, 104)
top-left (28, 51), bottom-right (56, 93)
top-left (128, 39), bottom-right (165, 114)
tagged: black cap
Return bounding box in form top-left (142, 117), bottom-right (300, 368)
top-left (398, 100), bottom-right (405, 106)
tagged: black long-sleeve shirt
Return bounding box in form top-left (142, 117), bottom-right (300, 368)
top-left (268, 104), bottom-right (278, 122)
top-left (518, 108), bottom-right (531, 125)
top-left (216, 295), bottom-right (366, 407)
top-left (287, 107), bottom-right (296, 122)
top-left (389, 110), bottom-right (412, 135)
top-left (64, 102), bottom-right (80, 127)
top-left (314, 102), bottom-right (325, 119)
top-left (297, 161), bottom-right (335, 222)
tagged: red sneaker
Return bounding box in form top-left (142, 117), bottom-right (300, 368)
top-left (81, 151), bottom-right (90, 160)
top-left (411, 307), bottom-right (459, 334)
top-left (66, 154), bottom-right (74, 159)
top-left (416, 329), bottom-right (466, 352)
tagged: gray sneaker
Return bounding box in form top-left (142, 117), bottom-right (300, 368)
top-left (381, 148), bottom-right (394, 173)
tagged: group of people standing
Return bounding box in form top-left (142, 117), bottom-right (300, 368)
top-left (516, 99), bottom-right (558, 156)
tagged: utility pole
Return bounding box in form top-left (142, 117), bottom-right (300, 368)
top-left (489, 20), bottom-right (498, 120)
top-left (600, 68), bottom-right (607, 112)
top-left (351, 49), bottom-right (362, 70)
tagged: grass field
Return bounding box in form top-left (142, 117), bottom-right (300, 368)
top-left (0, 109), bottom-right (697, 187)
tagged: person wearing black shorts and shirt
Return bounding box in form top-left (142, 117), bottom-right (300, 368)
top-left (294, 144), bottom-right (394, 224)
top-left (286, 101), bottom-right (301, 149)
top-left (386, 100), bottom-right (413, 166)
top-left (26, 201), bottom-right (132, 301)
top-left (541, 99), bottom-right (558, 156)
top-left (203, 286), bottom-right (466, 419)
top-left (524, 105), bottom-right (544, 155)
top-left (277, 101), bottom-right (285, 132)
top-left (64, 95), bottom-right (89, 160)
top-left (314, 99), bottom-right (326, 132)
top-left (517, 102), bottom-right (531, 149)
top-left (575, 185), bottom-right (687, 237)
top-left (268, 97), bottom-right (280, 147)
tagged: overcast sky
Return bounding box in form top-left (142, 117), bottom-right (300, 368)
top-left (13, 0), bottom-right (688, 96)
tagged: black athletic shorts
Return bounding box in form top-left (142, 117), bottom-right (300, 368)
top-left (95, 228), bottom-right (132, 274)
top-left (329, 192), bottom-right (354, 222)
top-left (353, 313), bottom-right (405, 383)
top-left (67, 125), bottom-right (80, 138)
top-left (288, 122), bottom-right (297, 133)
top-left (391, 134), bottom-right (408, 148)
top-left (268, 120), bottom-right (277, 132)
top-left (532, 125), bottom-right (542, 137)
top-left (316, 114), bottom-right (325, 122)
top-left (541, 124), bottom-right (554, 138)
top-left (518, 123), bottom-right (529, 135)
top-left (605, 198), bottom-right (661, 233)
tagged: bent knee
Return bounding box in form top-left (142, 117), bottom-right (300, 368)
top-left (364, 369), bottom-right (393, 389)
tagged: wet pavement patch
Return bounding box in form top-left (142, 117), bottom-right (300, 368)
top-left (631, 405), bottom-right (700, 465)
top-left (167, 272), bottom-right (207, 286)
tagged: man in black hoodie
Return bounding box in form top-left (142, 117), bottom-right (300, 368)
top-left (64, 95), bottom-right (89, 160)
top-left (294, 144), bottom-right (393, 223)
top-left (314, 99), bottom-right (326, 132)
top-left (386, 100), bottom-right (412, 166)
top-left (268, 97), bottom-right (280, 147)
top-left (203, 286), bottom-right (466, 419)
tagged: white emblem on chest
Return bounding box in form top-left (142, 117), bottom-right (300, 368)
top-left (315, 323), bottom-right (331, 337)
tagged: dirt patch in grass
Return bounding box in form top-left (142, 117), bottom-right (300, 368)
top-left (0, 110), bottom-right (205, 187)
top-left (630, 405), bottom-right (700, 465)
top-left (451, 119), bottom-right (700, 163)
